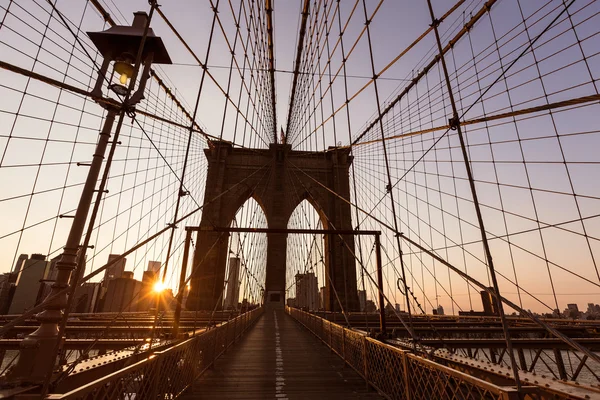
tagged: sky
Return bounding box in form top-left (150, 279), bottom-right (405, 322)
top-left (0, 0), bottom-right (600, 314)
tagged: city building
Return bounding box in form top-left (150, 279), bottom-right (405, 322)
top-left (365, 300), bottom-right (377, 313)
top-left (480, 288), bottom-right (499, 316)
top-left (70, 282), bottom-right (101, 313)
top-left (102, 271), bottom-right (142, 313)
top-left (295, 272), bottom-right (319, 311)
top-left (13, 254), bottom-right (27, 274)
top-left (358, 290), bottom-right (366, 312)
top-left (9, 254), bottom-right (51, 314)
top-left (567, 303), bottom-right (579, 312)
top-left (319, 287), bottom-right (326, 310)
top-left (102, 254), bottom-right (126, 289)
top-left (147, 261), bottom-right (161, 273)
top-left (224, 257), bottom-right (240, 310)
top-left (435, 305), bottom-right (444, 315)
top-left (138, 270), bottom-right (158, 312)
top-left (0, 272), bottom-right (18, 314)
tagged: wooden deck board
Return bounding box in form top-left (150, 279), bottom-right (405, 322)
top-left (182, 309), bottom-right (383, 399)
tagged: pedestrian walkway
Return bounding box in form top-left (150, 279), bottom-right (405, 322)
top-left (181, 309), bottom-right (383, 399)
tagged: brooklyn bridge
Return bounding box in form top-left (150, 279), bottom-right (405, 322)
top-left (0, 0), bottom-right (599, 398)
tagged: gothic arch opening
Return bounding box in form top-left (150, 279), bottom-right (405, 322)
top-left (223, 197), bottom-right (268, 311)
top-left (286, 200), bottom-right (325, 311)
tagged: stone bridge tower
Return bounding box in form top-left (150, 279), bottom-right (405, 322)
top-left (186, 140), bottom-right (359, 312)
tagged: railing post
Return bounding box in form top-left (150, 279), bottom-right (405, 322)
top-left (375, 233), bottom-right (386, 334)
top-left (362, 336), bottom-right (369, 390)
top-left (402, 352), bottom-right (411, 400)
top-left (342, 328), bottom-right (346, 365)
top-left (148, 353), bottom-right (164, 399)
top-left (223, 320), bottom-right (229, 353)
top-left (233, 314), bottom-right (238, 342)
top-left (329, 320), bottom-right (333, 352)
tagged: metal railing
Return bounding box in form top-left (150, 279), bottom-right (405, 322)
top-left (287, 307), bottom-right (526, 400)
top-left (46, 307), bottom-right (263, 399)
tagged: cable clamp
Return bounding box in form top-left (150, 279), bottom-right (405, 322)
top-left (448, 116), bottom-right (459, 130)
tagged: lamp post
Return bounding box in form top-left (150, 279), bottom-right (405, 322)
top-left (8, 11), bottom-right (171, 384)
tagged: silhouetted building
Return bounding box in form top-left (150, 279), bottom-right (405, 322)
top-left (567, 303), bottom-right (579, 312)
top-left (0, 272), bottom-right (18, 314)
top-left (147, 261), bottom-right (161, 273)
top-left (319, 287), bottom-right (326, 309)
top-left (102, 254), bottom-right (126, 289)
top-left (224, 257), bottom-right (241, 310)
top-left (70, 282), bottom-right (101, 313)
top-left (9, 254), bottom-right (50, 314)
top-left (480, 288), bottom-right (498, 316)
top-left (295, 272), bottom-right (318, 311)
top-left (138, 270), bottom-right (158, 312)
top-left (365, 300), bottom-right (377, 313)
top-left (12, 254), bottom-right (27, 274)
top-left (102, 272), bottom-right (141, 313)
top-left (358, 290), bottom-right (366, 312)
top-left (47, 255), bottom-right (61, 282)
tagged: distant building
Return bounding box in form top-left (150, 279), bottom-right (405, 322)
top-left (12, 254), bottom-right (27, 274)
top-left (365, 300), bottom-right (377, 313)
top-left (436, 305), bottom-right (444, 315)
top-left (47, 255), bottom-right (61, 282)
top-left (9, 254), bottom-right (50, 314)
top-left (286, 297), bottom-right (296, 307)
top-left (0, 272), bottom-right (18, 314)
top-left (480, 288), bottom-right (499, 316)
top-left (147, 261), bottom-right (161, 273)
top-left (70, 282), bottom-right (101, 313)
top-left (102, 254), bottom-right (126, 289)
top-left (319, 287), bottom-right (326, 309)
top-left (385, 302), bottom-right (395, 314)
top-left (102, 272), bottom-right (141, 313)
top-left (224, 257), bottom-right (240, 310)
top-left (567, 303), bottom-right (579, 312)
top-left (358, 290), bottom-right (366, 312)
top-left (295, 272), bottom-right (319, 311)
top-left (566, 303), bottom-right (580, 319)
top-left (138, 270), bottom-right (158, 312)
top-left (587, 303), bottom-right (596, 315)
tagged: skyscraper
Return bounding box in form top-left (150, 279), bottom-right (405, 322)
top-left (224, 257), bottom-right (240, 310)
top-left (358, 290), bottom-right (366, 312)
top-left (147, 261), bottom-right (161, 273)
top-left (102, 254), bottom-right (126, 289)
top-left (138, 270), bottom-right (158, 312)
top-left (12, 254), bottom-right (27, 274)
top-left (480, 288), bottom-right (498, 316)
top-left (70, 282), bottom-right (101, 313)
top-left (102, 272), bottom-right (142, 313)
top-left (9, 254), bottom-right (50, 314)
top-left (295, 272), bottom-right (319, 311)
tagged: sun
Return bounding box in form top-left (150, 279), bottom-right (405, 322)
top-left (153, 281), bottom-right (165, 293)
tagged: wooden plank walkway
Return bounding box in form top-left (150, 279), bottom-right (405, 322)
top-left (182, 309), bottom-right (383, 400)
